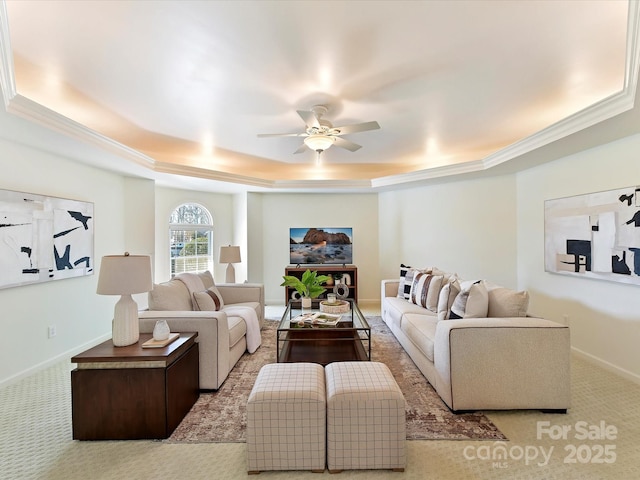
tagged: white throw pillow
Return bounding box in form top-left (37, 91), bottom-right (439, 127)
top-left (193, 286), bottom-right (225, 311)
top-left (437, 278), bottom-right (460, 320)
top-left (449, 280), bottom-right (489, 319)
top-left (409, 272), bottom-right (444, 312)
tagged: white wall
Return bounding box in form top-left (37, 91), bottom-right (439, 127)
top-left (0, 136), bottom-right (126, 386)
top-left (517, 134), bottom-right (640, 381)
top-left (154, 186), bottom-right (235, 283)
top-left (378, 174), bottom-right (519, 288)
top-left (255, 192), bottom-right (379, 305)
top-left (2, 112), bottom-right (638, 386)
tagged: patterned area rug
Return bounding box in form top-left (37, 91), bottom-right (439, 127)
top-left (167, 316), bottom-right (507, 443)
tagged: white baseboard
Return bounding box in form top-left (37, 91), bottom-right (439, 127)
top-left (0, 333), bottom-right (111, 389)
top-left (572, 346), bottom-right (640, 386)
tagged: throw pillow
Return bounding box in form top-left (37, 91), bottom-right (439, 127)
top-left (193, 286), bottom-right (225, 311)
top-left (437, 278), bottom-right (460, 320)
top-left (397, 264), bottom-right (412, 298)
top-left (197, 270), bottom-right (215, 289)
top-left (409, 272), bottom-right (444, 312)
top-left (449, 280), bottom-right (489, 319)
top-left (398, 264), bottom-right (432, 300)
top-left (431, 267), bottom-right (458, 284)
top-left (148, 280), bottom-right (192, 311)
top-left (487, 286), bottom-right (530, 317)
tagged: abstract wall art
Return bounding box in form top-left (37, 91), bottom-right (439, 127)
top-left (545, 186), bottom-right (640, 286)
top-left (0, 189), bottom-right (94, 289)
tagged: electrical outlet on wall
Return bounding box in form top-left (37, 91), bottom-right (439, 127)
top-left (48, 325), bottom-right (57, 338)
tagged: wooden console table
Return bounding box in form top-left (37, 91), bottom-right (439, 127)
top-left (71, 332), bottom-right (199, 440)
top-left (284, 265), bottom-right (358, 303)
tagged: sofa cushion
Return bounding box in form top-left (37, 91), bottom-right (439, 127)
top-left (437, 278), bottom-right (460, 320)
top-left (486, 285), bottom-right (530, 317)
top-left (401, 313), bottom-right (438, 362)
top-left (450, 280), bottom-right (489, 319)
top-left (409, 272), bottom-right (444, 312)
top-left (193, 286), bottom-right (225, 311)
top-left (148, 279), bottom-right (192, 311)
top-left (383, 296), bottom-right (436, 329)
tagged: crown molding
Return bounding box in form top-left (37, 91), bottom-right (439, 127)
top-left (0, 0), bottom-right (16, 108)
top-left (1, 0), bottom-right (638, 192)
top-left (6, 94), bottom-right (156, 169)
top-left (483, 0), bottom-right (640, 171)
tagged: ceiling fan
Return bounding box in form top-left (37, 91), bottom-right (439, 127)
top-left (257, 105), bottom-right (380, 155)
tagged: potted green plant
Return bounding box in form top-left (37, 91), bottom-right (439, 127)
top-left (281, 269), bottom-right (330, 308)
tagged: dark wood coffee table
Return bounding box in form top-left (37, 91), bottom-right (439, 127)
top-left (277, 300), bottom-right (371, 365)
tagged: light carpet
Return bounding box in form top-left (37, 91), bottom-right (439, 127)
top-left (167, 316), bottom-right (506, 443)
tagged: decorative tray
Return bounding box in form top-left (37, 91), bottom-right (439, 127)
top-left (319, 299), bottom-right (350, 314)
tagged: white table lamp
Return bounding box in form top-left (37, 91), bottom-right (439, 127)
top-left (97, 253), bottom-right (153, 347)
top-left (219, 245), bottom-right (241, 283)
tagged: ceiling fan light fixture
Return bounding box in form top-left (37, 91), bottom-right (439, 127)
top-left (304, 134), bottom-right (335, 152)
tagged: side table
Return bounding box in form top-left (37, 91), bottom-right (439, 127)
top-left (71, 332), bottom-right (199, 440)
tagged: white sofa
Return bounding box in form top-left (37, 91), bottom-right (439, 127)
top-left (139, 271), bottom-right (264, 390)
top-left (381, 268), bottom-right (571, 412)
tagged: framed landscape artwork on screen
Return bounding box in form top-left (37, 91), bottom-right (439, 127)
top-left (544, 186), bottom-right (640, 286)
top-left (0, 189), bottom-right (94, 289)
top-left (289, 227), bottom-right (353, 265)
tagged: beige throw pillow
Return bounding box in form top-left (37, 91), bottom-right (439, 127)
top-left (148, 280), bottom-right (192, 311)
top-left (487, 287), bottom-right (529, 317)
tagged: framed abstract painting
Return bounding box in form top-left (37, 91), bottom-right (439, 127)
top-left (545, 186), bottom-right (640, 286)
top-left (0, 189), bottom-right (94, 289)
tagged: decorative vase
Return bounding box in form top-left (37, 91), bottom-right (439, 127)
top-left (334, 283), bottom-right (349, 299)
top-left (301, 297), bottom-right (312, 308)
top-left (153, 319), bottom-right (171, 341)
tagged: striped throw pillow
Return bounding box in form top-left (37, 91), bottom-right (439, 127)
top-left (409, 272), bottom-right (444, 312)
top-left (193, 286), bottom-right (225, 311)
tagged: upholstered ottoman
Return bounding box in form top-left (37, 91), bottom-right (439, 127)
top-left (325, 362), bottom-right (406, 473)
top-left (246, 363), bottom-right (326, 474)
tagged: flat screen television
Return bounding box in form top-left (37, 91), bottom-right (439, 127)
top-left (289, 227), bottom-right (353, 265)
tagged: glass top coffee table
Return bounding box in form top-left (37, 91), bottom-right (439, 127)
top-left (277, 299), bottom-right (371, 365)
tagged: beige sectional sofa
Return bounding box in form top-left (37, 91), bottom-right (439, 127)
top-left (381, 267), bottom-right (571, 412)
top-left (139, 271), bottom-right (264, 390)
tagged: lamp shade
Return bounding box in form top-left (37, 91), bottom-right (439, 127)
top-left (219, 246), bottom-right (241, 264)
top-left (96, 254), bottom-right (153, 295)
top-left (304, 134), bottom-right (335, 152)
top-left (97, 253), bottom-right (153, 347)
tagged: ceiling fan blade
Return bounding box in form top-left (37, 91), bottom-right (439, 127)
top-left (334, 121), bottom-right (380, 135)
top-left (293, 143), bottom-right (308, 154)
top-left (333, 137), bottom-right (362, 152)
top-left (297, 110), bottom-right (320, 129)
top-left (257, 132), bottom-right (304, 138)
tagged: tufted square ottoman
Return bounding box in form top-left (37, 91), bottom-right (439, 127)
top-left (246, 363), bottom-right (326, 474)
top-left (325, 361), bottom-right (406, 473)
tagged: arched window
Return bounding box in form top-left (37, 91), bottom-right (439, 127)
top-left (169, 203), bottom-right (213, 275)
